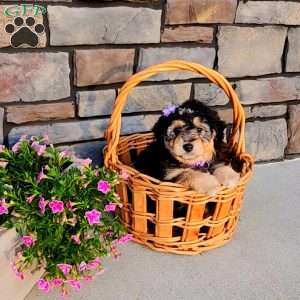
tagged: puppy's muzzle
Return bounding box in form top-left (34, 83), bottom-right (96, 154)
top-left (183, 143), bottom-right (193, 152)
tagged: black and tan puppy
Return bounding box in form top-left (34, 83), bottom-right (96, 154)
top-left (135, 100), bottom-right (240, 195)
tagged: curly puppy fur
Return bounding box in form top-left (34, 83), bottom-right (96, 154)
top-left (134, 100), bottom-right (240, 195)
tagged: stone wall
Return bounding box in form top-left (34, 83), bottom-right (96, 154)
top-left (0, 0), bottom-right (300, 165)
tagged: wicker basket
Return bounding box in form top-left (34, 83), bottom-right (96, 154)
top-left (104, 60), bottom-right (253, 255)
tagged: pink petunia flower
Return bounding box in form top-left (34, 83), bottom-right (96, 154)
top-left (31, 141), bottom-right (46, 156)
top-left (37, 278), bottom-right (50, 293)
top-left (0, 199), bottom-right (8, 215)
top-left (49, 200), bottom-right (64, 214)
top-left (87, 257), bottom-right (101, 270)
top-left (57, 263), bottom-right (72, 275)
top-left (71, 234), bottom-right (81, 245)
top-left (12, 142), bottom-right (21, 153)
top-left (37, 168), bottom-right (47, 183)
top-left (76, 158), bottom-right (92, 167)
top-left (97, 180), bottom-right (111, 194)
top-left (66, 200), bottom-right (74, 211)
top-left (95, 269), bottom-right (106, 276)
top-left (78, 261), bottom-right (87, 272)
top-left (117, 234), bottom-right (134, 245)
top-left (59, 150), bottom-right (74, 159)
top-left (105, 203), bottom-right (117, 212)
top-left (11, 262), bottom-right (24, 280)
top-left (120, 170), bottom-right (129, 180)
top-left (38, 197), bottom-right (47, 215)
top-left (26, 195), bottom-right (36, 204)
top-left (21, 235), bottom-right (34, 248)
top-left (85, 209), bottom-right (101, 225)
top-left (51, 278), bottom-right (64, 287)
top-left (67, 279), bottom-right (81, 290)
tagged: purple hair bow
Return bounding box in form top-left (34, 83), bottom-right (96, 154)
top-left (162, 104), bottom-right (177, 117)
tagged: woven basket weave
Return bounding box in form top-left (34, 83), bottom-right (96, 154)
top-left (104, 60), bottom-right (253, 255)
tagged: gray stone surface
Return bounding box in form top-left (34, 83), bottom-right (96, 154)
top-left (6, 102), bottom-right (75, 124)
top-left (245, 119), bottom-right (287, 161)
top-left (137, 47), bottom-right (215, 81)
top-left (247, 105), bottom-right (287, 119)
top-left (236, 77), bottom-right (300, 105)
top-left (48, 6), bottom-right (161, 45)
top-left (77, 90), bottom-right (116, 117)
top-left (166, 0), bottom-right (237, 25)
top-left (161, 26), bottom-right (214, 43)
top-left (218, 26), bottom-right (287, 77)
top-left (8, 115), bottom-right (158, 145)
top-left (75, 49), bottom-right (135, 86)
top-left (0, 52), bottom-right (70, 102)
top-left (26, 159), bottom-right (300, 300)
top-left (236, 1), bottom-right (300, 25)
top-left (287, 104), bottom-right (300, 154)
top-left (124, 83), bottom-right (192, 113)
top-left (286, 28), bottom-right (300, 72)
top-left (0, 107), bottom-right (3, 144)
top-left (194, 82), bottom-right (229, 106)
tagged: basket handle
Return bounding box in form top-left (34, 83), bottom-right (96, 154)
top-left (104, 60), bottom-right (246, 167)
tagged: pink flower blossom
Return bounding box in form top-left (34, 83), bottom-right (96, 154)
top-left (12, 142), bottom-right (21, 153)
top-left (120, 170), bottom-right (129, 180)
top-left (117, 234), bottom-right (134, 245)
top-left (49, 200), bottom-right (64, 214)
top-left (0, 199), bottom-right (8, 215)
top-left (105, 203), bottom-right (117, 212)
top-left (78, 261), bottom-right (87, 272)
top-left (31, 141), bottom-right (46, 156)
top-left (87, 257), bottom-right (101, 270)
top-left (97, 180), bottom-right (111, 194)
top-left (77, 158), bottom-right (92, 167)
top-left (37, 278), bottom-right (50, 293)
top-left (26, 195), bottom-right (36, 203)
top-left (0, 145), bottom-right (5, 152)
top-left (71, 234), bottom-right (81, 245)
top-left (51, 278), bottom-right (63, 287)
top-left (19, 135), bottom-right (28, 141)
top-left (38, 197), bottom-right (47, 214)
top-left (11, 262), bottom-right (24, 280)
top-left (85, 209), bottom-right (101, 225)
top-left (21, 235), bottom-right (34, 248)
top-left (37, 167), bottom-right (47, 183)
top-left (67, 279), bottom-right (81, 290)
top-left (66, 200), bottom-right (74, 211)
top-left (59, 150), bottom-right (74, 159)
top-left (57, 263), bottom-right (72, 275)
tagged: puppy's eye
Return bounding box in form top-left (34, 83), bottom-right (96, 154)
top-left (197, 128), bottom-right (203, 133)
top-left (174, 127), bottom-right (182, 135)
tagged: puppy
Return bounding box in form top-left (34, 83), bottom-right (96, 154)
top-left (135, 100), bottom-right (240, 196)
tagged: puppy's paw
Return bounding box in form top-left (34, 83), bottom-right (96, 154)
top-left (213, 165), bottom-right (240, 188)
top-left (191, 172), bottom-right (221, 196)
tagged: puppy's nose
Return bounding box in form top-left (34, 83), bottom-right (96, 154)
top-left (183, 143), bottom-right (193, 152)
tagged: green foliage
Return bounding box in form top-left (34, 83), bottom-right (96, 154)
top-left (0, 137), bottom-right (128, 294)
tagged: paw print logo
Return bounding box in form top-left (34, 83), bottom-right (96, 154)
top-left (5, 16), bottom-right (45, 48)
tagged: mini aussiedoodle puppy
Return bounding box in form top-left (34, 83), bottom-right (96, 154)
top-left (135, 100), bottom-right (240, 196)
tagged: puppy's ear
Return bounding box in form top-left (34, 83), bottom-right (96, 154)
top-left (152, 115), bottom-right (168, 142)
top-left (213, 119), bottom-right (226, 148)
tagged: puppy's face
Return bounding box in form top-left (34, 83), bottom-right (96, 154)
top-left (164, 116), bottom-right (216, 165)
